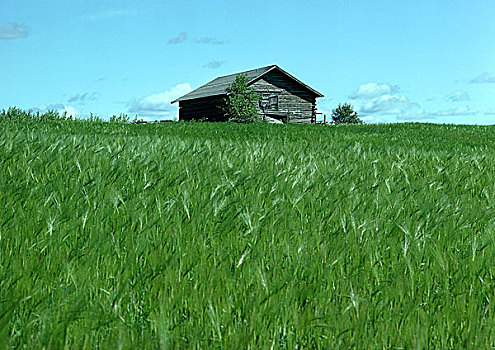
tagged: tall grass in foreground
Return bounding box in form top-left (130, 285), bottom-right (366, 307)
top-left (1, 116), bottom-right (495, 348)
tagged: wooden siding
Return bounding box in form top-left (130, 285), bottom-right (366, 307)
top-left (250, 70), bottom-right (317, 123)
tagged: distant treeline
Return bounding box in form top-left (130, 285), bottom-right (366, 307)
top-left (0, 107), bottom-right (131, 123)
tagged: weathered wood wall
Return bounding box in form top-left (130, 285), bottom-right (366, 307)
top-left (250, 70), bottom-right (317, 124)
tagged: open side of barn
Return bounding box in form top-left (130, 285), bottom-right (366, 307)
top-left (172, 65), bottom-right (323, 123)
top-left (177, 96), bottom-right (226, 122)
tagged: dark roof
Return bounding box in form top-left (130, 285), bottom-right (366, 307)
top-left (171, 65), bottom-right (323, 103)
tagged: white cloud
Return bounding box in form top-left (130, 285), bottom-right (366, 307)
top-left (63, 106), bottom-right (80, 118)
top-left (349, 81), bottom-right (479, 122)
top-left (167, 32), bottom-right (187, 45)
top-left (396, 109), bottom-right (433, 121)
top-left (356, 93), bottom-right (437, 121)
top-left (485, 108), bottom-right (495, 115)
top-left (430, 106), bottom-right (475, 117)
top-left (445, 90), bottom-right (470, 102)
top-left (469, 72), bottom-right (495, 84)
top-left (350, 82), bottom-right (399, 99)
top-left (0, 22), bottom-right (28, 39)
top-left (360, 115), bottom-right (385, 123)
top-left (349, 82), bottom-right (435, 122)
top-left (359, 94), bottom-right (421, 115)
top-left (30, 104), bottom-right (80, 118)
top-left (395, 106), bottom-right (475, 121)
top-left (128, 83), bottom-right (192, 120)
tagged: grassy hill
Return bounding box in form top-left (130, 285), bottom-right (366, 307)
top-left (1, 114), bottom-right (495, 348)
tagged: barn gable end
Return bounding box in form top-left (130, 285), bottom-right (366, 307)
top-left (250, 69), bottom-right (317, 123)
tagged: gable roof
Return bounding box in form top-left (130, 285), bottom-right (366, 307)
top-left (171, 65), bottom-right (323, 103)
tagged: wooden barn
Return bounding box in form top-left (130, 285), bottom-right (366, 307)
top-left (171, 65), bottom-right (324, 123)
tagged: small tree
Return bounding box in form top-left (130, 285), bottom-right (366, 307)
top-left (331, 103), bottom-right (362, 124)
top-left (223, 73), bottom-right (260, 123)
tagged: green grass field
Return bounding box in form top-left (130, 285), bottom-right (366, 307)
top-left (1, 112), bottom-right (495, 348)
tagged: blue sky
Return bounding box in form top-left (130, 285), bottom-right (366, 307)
top-left (1, 0), bottom-right (495, 124)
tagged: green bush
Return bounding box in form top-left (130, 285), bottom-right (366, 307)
top-left (331, 103), bottom-right (362, 124)
top-left (223, 74), bottom-right (260, 123)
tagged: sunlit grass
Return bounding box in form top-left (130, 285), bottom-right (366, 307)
top-left (1, 111), bottom-right (495, 348)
